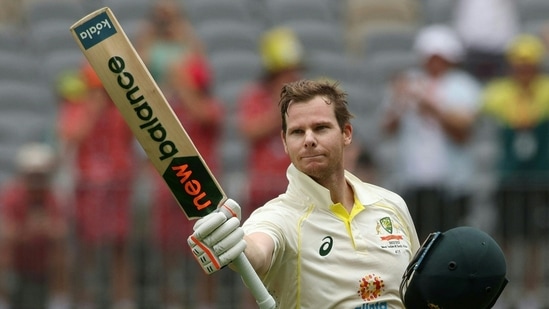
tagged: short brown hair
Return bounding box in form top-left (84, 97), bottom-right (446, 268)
top-left (279, 79), bottom-right (353, 133)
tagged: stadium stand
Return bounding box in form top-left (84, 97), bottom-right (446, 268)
top-left (0, 0), bottom-right (548, 308)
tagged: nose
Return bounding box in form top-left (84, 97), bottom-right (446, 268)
top-left (304, 130), bottom-right (317, 148)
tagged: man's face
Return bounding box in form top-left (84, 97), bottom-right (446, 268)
top-left (282, 96), bottom-right (352, 181)
top-left (424, 54), bottom-right (452, 77)
top-left (511, 62), bottom-right (539, 85)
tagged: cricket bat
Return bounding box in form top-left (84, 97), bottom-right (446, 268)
top-left (69, 7), bottom-right (275, 309)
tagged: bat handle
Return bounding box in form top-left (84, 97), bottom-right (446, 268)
top-left (233, 253), bottom-right (277, 309)
top-left (220, 200), bottom-right (276, 308)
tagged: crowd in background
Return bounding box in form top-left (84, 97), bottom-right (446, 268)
top-left (1, 0), bottom-right (549, 308)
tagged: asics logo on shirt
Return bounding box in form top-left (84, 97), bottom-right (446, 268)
top-left (319, 236), bottom-right (333, 256)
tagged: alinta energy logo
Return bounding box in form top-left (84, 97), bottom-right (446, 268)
top-left (357, 273), bottom-right (385, 302)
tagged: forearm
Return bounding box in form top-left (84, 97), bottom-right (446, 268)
top-left (419, 96), bottom-right (475, 143)
top-left (239, 113), bottom-right (280, 141)
top-left (435, 109), bottom-right (476, 143)
top-left (178, 93), bottom-right (222, 124)
top-left (382, 108), bottom-right (401, 135)
top-left (241, 233), bottom-right (274, 277)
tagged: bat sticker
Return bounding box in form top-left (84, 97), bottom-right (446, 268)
top-left (164, 157), bottom-right (224, 218)
top-left (107, 55), bottom-right (179, 161)
top-left (74, 11), bottom-right (116, 49)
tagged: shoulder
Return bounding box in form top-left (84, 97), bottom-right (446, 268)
top-left (445, 69), bottom-right (482, 91)
top-left (534, 75), bottom-right (549, 89)
top-left (346, 172), bottom-right (405, 206)
top-left (538, 75), bottom-right (549, 82)
top-left (484, 77), bottom-right (514, 93)
top-left (0, 180), bottom-right (24, 199)
top-left (247, 194), bottom-right (302, 220)
top-left (352, 179), bottom-right (420, 248)
top-left (360, 181), bottom-right (406, 207)
top-left (243, 194), bottom-right (304, 232)
top-left (0, 180), bottom-right (26, 212)
top-left (348, 175), bottom-right (413, 221)
top-left (482, 78), bottom-right (515, 105)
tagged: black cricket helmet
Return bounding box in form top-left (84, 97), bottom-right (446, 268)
top-left (400, 226), bottom-right (508, 309)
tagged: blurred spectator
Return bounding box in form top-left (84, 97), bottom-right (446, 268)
top-left (135, 0), bottom-right (203, 97)
top-left (381, 25), bottom-right (482, 241)
top-left (235, 26), bottom-right (303, 308)
top-left (540, 22), bottom-right (549, 50)
top-left (480, 34), bottom-right (549, 308)
top-left (0, 0), bottom-right (21, 27)
top-left (237, 27), bottom-right (304, 219)
top-left (152, 51), bottom-right (224, 309)
top-left (453, 0), bottom-right (519, 83)
top-left (0, 143), bottom-right (70, 309)
top-left (56, 62), bottom-right (138, 309)
top-left (135, 1), bottom-right (224, 306)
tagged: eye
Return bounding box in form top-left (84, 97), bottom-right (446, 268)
top-left (289, 128), bottom-right (304, 135)
top-left (315, 124), bottom-right (330, 132)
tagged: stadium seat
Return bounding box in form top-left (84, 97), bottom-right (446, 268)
top-left (0, 26), bottom-right (27, 52)
top-left (0, 81), bottom-right (56, 115)
top-left (42, 49), bottom-right (86, 88)
top-left (361, 26), bottom-right (419, 57)
top-left (214, 79), bottom-right (249, 112)
top-left (304, 51), bottom-right (362, 85)
top-left (28, 20), bottom-right (80, 55)
top-left (0, 143), bottom-right (20, 185)
top-left (346, 0), bottom-right (420, 28)
top-left (264, 0), bottom-right (337, 26)
top-left (23, 0), bottom-right (85, 27)
top-left (104, 0), bottom-right (153, 23)
top-left (282, 21), bottom-right (347, 56)
top-left (361, 50), bottom-right (419, 87)
top-left (0, 111), bottom-right (54, 146)
top-left (196, 20), bottom-right (262, 56)
top-left (421, 0), bottom-right (455, 24)
top-left (0, 50), bottom-right (39, 84)
top-left (184, 0), bottom-right (255, 28)
top-left (209, 51), bottom-right (263, 90)
top-left (517, 0), bottom-right (549, 28)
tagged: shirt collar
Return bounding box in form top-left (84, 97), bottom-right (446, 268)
top-left (286, 164), bottom-right (382, 209)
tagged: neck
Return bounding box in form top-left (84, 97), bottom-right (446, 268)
top-left (321, 172), bottom-right (354, 212)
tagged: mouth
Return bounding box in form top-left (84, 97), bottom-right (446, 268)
top-left (301, 154), bottom-right (323, 160)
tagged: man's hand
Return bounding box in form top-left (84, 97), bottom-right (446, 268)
top-left (188, 199), bottom-right (247, 274)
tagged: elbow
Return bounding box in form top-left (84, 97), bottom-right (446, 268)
top-left (243, 233), bottom-right (274, 276)
top-left (243, 245), bottom-right (271, 277)
top-left (448, 114), bottom-right (476, 144)
top-left (450, 127), bottom-right (473, 144)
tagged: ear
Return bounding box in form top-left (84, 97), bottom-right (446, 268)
top-left (343, 123), bottom-right (352, 146)
top-left (280, 130), bottom-right (288, 154)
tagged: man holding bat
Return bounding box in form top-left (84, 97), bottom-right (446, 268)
top-left (69, 8), bottom-right (414, 308)
top-left (188, 79), bottom-right (420, 308)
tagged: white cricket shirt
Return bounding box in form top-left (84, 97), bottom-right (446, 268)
top-left (243, 164), bottom-right (420, 309)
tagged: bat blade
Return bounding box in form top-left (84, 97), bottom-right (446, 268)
top-left (69, 7), bottom-right (223, 220)
top-left (69, 7), bottom-right (276, 309)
